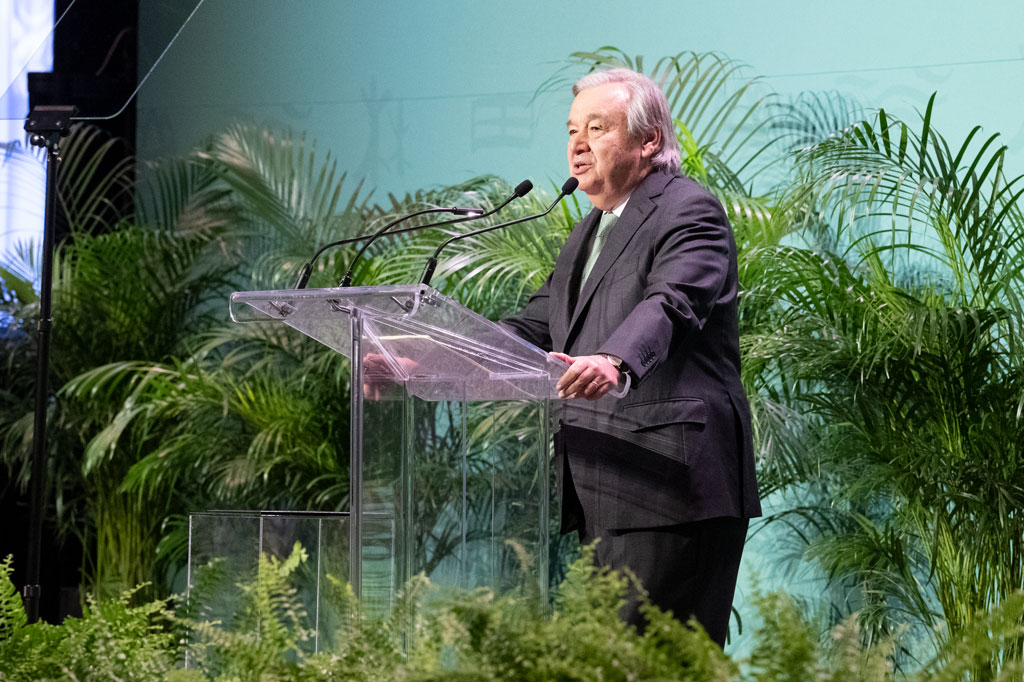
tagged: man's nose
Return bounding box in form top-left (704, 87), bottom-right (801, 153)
top-left (571, 133), bottom-right (589, 154)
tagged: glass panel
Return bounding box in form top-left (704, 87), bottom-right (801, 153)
top-left (360, 346), bottom-right (549, 612)
top-left (463, 399), bottom-right (550, 596)
top-left (186, 512), bottom-right (259, 632)
top-left (0, 0), bottom-right (207, 121)
top-left (185, 511), bottom-right (365, 660)
top-left (357, 381), bottom-right (405, 617)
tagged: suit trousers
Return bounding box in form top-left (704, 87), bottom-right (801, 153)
top-left (558, 426), bottom-right (748, 647)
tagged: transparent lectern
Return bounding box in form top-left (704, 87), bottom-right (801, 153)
top-left (229, 284), bottom-right (563, 615)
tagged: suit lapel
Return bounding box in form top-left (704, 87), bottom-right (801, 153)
top-left (566, 172), bottom-right (672, 348)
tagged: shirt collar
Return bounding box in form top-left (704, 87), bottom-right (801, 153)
top-left (606, 193), bottom-right (631, 219)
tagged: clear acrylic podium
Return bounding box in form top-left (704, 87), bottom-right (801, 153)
top-left (224, 284), bottom-right (562, 616)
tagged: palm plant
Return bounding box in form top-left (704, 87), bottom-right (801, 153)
top-left (746, 95), bottom-right (1024, 671)
top-left (1, 122), bottom-right (376, 596)
top-left (1, 125), bottom-right (240, 597)
top-left (59, 124), bottom-right (377, 593)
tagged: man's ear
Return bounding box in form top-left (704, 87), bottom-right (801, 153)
top-left (640, 128), bottom-right (661, 159)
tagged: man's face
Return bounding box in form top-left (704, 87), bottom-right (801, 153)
top-left (567, 82), bottom-right (658, 211)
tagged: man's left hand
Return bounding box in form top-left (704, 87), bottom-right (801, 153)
top-left (552, 352), bottom-right (621, 400)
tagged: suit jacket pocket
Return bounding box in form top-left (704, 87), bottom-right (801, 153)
top-left (619, 397), bottom-right (707, 464)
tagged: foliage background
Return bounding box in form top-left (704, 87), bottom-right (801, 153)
top-left (2, 0), bottom-right (1024, 674)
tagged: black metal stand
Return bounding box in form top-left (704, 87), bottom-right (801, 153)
top-left (22, 104), bottom-right (75, 624)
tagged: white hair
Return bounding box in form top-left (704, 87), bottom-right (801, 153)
top-left (572, 68), bottom-right (681, 174)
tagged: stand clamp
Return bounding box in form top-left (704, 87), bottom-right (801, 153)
top-left (25, 104), bottom-right (77, 151)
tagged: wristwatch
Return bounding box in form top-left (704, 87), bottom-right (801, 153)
top-left (600, 353), bottom-right (627, 373)
top-left (600, 353), bottom-right (633, 380)
top-left (599, 353), bottom-right (632, 397)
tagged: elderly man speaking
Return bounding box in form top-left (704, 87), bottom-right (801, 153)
top-left (502, 68), bottom-right (761, 646)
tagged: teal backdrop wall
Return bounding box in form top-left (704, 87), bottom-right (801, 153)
top-left (136, 0), bottom-right (1024, 653)
top-left (138, 0), bottom-right (1024, 204)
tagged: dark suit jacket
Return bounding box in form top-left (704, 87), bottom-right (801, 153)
top-left (502, 170), bottom-right (761, 529)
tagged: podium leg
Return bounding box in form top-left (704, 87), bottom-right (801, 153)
top-left (349, 314), bottom-right (363, 598)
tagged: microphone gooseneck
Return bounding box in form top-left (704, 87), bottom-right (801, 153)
top-left (338, 206), bottom-right (483, 287)
top-left (293, 179), bottom-right (535, 289)
top-left (293, 206), bottom-right (476, 289)
top-left (419, 177), bottom-right (578, 286)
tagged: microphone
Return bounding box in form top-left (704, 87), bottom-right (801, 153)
top-left (337, 179), bottom-right (534, 288)
top-left (293, 179), bottom-right (534, 289)
top-left (420, 177), bottom-right (579, 286)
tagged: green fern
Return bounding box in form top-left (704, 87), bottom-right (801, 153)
top-left (3, 548), bottom-right (1024, 680)
top-left (182, 542), bottom-right (315, 679)
top-left (0, 578), bottom-right (177, 681)
top-left (0, 555), bottom-right (26, 641)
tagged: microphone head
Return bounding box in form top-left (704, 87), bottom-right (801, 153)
top-left (514, 179), bottom-right (534, 198)
top-left (561, 177), bottom-right (580, 195)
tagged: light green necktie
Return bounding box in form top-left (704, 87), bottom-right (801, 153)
top-left (580, 211), bottom-right (618, 290)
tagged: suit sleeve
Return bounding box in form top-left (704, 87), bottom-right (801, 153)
top-left (499, 272), bottom-right (555, 352)
top-left (597, 190), bottom-right (732, 383)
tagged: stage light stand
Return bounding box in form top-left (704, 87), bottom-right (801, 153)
top-left (22, 104), bottom-right (76, 623)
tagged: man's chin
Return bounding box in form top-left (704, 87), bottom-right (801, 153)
top-left (573, 176), bottom-right (597, 196)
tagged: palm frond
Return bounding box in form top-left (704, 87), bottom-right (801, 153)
top-left (136, 154), bottom-right (234, 236)
top-left (198, 123), bottom-right (374, 289)
top-left (768, 90), bottom-right (864, 152)
top-left (57, 124), bottom-right (135, 235)
top-left (794, 94), bottom-right (1024, 308)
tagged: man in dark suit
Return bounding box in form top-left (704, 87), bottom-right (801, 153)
top-left (501, 68), bottom-right (761, 646)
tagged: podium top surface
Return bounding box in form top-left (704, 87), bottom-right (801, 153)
top-left (230, 284), bottom-right (563, 401)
